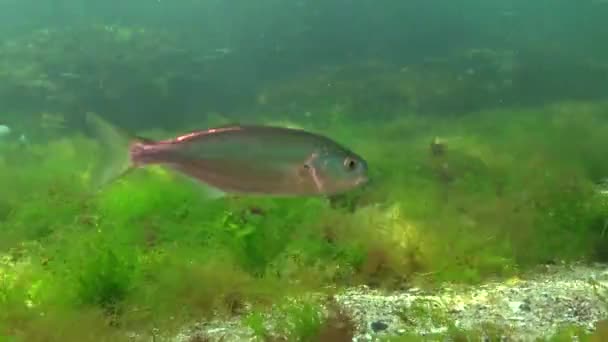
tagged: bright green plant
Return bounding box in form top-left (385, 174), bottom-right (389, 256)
top-left (275, 299), bottom-right (324, 342)
top-left (244, 311), bottom-right (270, 341)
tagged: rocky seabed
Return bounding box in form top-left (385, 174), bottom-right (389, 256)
top-left (172, 263), bottom-right (608, 342)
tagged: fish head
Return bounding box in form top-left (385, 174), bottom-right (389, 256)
top-left (307, 148), bottom-right (369, 195)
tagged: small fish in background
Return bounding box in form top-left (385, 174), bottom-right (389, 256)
top-left (213, 48), bottom-right (233, 55)
top-left (85, 112), bottom-right (369, 197)
top-left (0, 124), bottom-right (11, 138)
top-left (0, 124), bottom-right (28, 148)
top-left (200, 47), bottom-right (235, 61)
top-left (18, 134), bottom-right (28, 147)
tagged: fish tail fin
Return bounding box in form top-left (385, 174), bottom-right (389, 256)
top-left (85, 112), bottom-right (150, 190)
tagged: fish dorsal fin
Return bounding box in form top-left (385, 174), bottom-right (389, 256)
top-left (133, 135), bottom-right (156, 144)
top-left (169, 124), bottom-right (245, 143)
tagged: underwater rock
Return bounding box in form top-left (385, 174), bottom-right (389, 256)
top-left (370, 320), bottom-right (388, 332)
top-left (519, 299), bottom-right (532, 312)
top-left (255, 48), bottom-right (608, 122)
top-left (0, 26), bottom-right (250, 131)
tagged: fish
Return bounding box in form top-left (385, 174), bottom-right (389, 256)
top-left (85, 112), bottom-right (369, 197)
top-left (0, 125), bottom-right (11, 137)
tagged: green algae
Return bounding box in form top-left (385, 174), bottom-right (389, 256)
top-left (244, 296), bottom-right (356, 342)
top-left (1, 100), bottom-right (608, 340)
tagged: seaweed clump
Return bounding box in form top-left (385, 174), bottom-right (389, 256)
top-left (2, 63), bottom-right (608, 340)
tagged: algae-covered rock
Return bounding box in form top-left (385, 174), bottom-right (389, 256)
top-left (254, 48), bottom-right (608, 123)
top-left (0, 25), bottom-right (248, 131)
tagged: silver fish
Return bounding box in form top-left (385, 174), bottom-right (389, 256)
top-left (86, 113), bottom-right (369, 197)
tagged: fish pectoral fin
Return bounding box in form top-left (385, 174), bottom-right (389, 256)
top-left (165, 164), bottom-right (227, 200)
top-left (203, 185), bottom-right (227, 199)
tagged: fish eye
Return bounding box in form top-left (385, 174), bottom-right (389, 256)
top-left (344, 157), bottom-right (358, 171)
